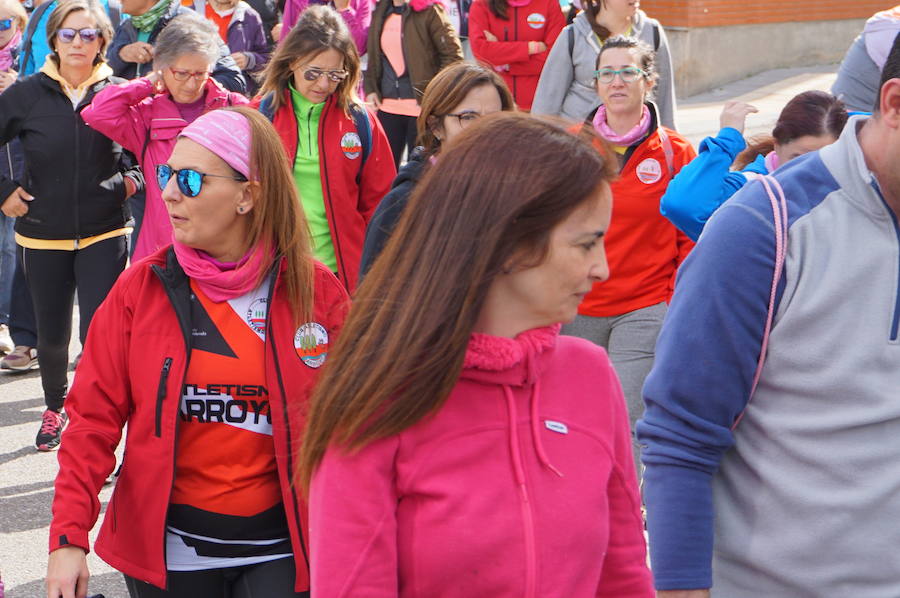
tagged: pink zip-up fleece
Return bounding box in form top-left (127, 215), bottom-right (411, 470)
top-left (81, 77), bottom-right (248, 262)
top-left (309, 325), bottom-right (653, 597)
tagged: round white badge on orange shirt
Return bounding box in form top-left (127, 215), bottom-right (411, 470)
top-left (294, 322), bottom-right (329, 368)
top-left (636, 158), bottom-right (663, 184)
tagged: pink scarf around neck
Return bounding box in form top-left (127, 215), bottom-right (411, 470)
top-left (173, 240), bottom-right (274, 302)
top-left (592, 104), bottom-right (651, 146)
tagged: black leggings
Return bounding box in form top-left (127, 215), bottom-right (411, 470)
top-left (20, 235), bottom-right (127, 411)
top-left (377, 110), bottom-right (417, 169)
top-left (124, 557), bottom-right (308, 598)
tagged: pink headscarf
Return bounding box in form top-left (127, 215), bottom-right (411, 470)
top-left (174, 109), bottom-right (273, 302)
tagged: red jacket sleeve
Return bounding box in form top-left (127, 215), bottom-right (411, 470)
top-left (309, 434), bottom-right (402, 597)
top-left (469, 0), bottom-right (530, 66)
top-left (48, 270), bottom-right (137, 554)
top-left (596, 357), bottom-right (655, 598)
top-left (508, 0), bottom-right (565, 76)
top-left (80, 77), bottom-right (156, 157)
top-left (359, 108), bottom-right (397, 223)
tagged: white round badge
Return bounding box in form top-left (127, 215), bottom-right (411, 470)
top-left (245, 297), bottom-right (267, 335)
top-left (294, 322), bottom-right (329, 368)
top-left (636, 158), bottom-right (663, 184)
top-left (341, 132), bottom-right (362, 160)
top-left (526, 12), bottom-right (545, 28)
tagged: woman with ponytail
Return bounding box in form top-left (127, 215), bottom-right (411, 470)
top-left (46, 107), bottom-right (349, 598)
top-left (301, 112), bottom-right (653, 597)
top-left (661, 90), bottom-right (848, 241)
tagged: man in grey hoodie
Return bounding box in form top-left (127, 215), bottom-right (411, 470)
top-left (531, 6), bottom-right (676, 128)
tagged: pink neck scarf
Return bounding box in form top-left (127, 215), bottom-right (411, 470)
top-left (173, 241), bottom-right (273, 302)
top-left (0, 30), bottom-right (22, 72)
top-left (592, 104), bottom-right (651, 146)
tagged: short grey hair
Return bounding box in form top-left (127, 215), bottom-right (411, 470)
top-left (153, 12), bottom-right (220, 70)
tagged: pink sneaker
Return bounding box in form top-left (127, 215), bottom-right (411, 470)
top-left (36, 409), bottom-right (68, 451)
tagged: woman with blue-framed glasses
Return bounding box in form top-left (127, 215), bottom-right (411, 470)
top-left (563, 35), bottom-right (695, 477)
top-left (0, 0), bottom-right (143, 453)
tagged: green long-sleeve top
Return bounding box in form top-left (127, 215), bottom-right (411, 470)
top-left (290, 83), bottom-right (336, 272)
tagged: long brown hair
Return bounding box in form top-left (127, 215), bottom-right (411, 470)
top-left (734, 90), bottom-right (848, 169)
top-left (258, 4), bottom-right (361, 113)
top-left (298, 112), bottom-right (617, 489)
top-left (226, 106), bottom-right (314, 324)
top-left (418, 61), bottom-right (515, 156)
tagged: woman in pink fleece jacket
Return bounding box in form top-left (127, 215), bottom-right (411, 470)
top-left (299, 112), bottom-right (653, 598)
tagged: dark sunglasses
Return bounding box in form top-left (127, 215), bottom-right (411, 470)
top-left (0, 18), bottom-right (13, 31)
top-left (156, 164), bottom-right (247, 198)
top-left (56, 27), bottom-right (100, 43)
top-left (301, 67), bottom-right (348, 83)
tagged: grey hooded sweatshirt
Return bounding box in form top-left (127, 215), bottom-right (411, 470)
top-left (531, 9), bottom-right (676, 129)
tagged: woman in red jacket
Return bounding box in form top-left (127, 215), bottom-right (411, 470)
top-left (45, 107), bottom-right (349, 598)
top-left (300, 113), bottom-right (653, 597)
top-left (567, 35), bottom-right (695, 476)
top-left (256, 5), bottom-right (395, 292)
top-left (469, 0), bottom-right (564, 110)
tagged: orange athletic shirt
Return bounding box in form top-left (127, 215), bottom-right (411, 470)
top-left (578, 128), bottom-right (696, 318)
top-left (171, 280), bottom-right (281, 517)
top-left (205, 3), bottom-right (232, 43)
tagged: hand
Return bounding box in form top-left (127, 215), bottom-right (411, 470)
top-left (527, 40), bottom-right (547, 54)
top-left (333, 0), bottom-right (350, 10)
top-left (366, 92), bottom-right (381, 110)
top-left (46, 546), bottom-right (90, 598)
top-left (230, 52), bottom-right (249, 70)
top-left (0, 69), bottom-right (17, 92)
top-left (146, 69), bottom-right (166, 94)
top-left (719, 101), bottom-right (759, 135)
top-left (119, 41), bottom-right (154, 64)
top-left (124, 177), bottom-right (137, 199)
top-left (657, 591), bottom-right (711, 598)
top-left (271, 22), bottom-right (283, 40)
top-left (2, 187), bottom-right (33, 218)
top-left (483, 30), bottom-right (497, 42)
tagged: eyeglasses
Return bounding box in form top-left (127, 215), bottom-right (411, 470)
top-left (0, 18), bottom-right (13, 31)
top-left (300, 67), bottom-right (348, 83)
top-left (594, 66), bottom-right (646, 84)
top-left (445, 111), bottom-right (484, 129)
top-left (56, 28), bottom-right (100, 43)
top-left (168, 67), bottom-right (211, 82)
top-left (156, 164), bottom-right (247, 198)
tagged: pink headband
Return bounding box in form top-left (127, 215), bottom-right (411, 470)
top-left (180, 109), bottom-right (252, 179)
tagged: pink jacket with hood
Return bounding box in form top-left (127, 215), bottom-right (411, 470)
top-left (309, 325), bottom-right (653, 597)
top-left (81, 77), bottom-right (248, 262)
top-left (280, 0), bottom-right (371, 53)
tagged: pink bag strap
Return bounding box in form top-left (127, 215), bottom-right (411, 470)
top-left (731, 173), bottom-right (788, 430)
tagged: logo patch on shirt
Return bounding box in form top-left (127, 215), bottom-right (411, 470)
top-left (636, 158), bottom-right (662, 184)
top-left (527, 12), bottom-right (545, 28)
top-left (246, 297), bottom-right (267, 336)
top-left (341, 132), bottom-right (362, 160)
top-left (545, 420), bottom-right (568, 434)
top-left (294, 322), bottom-right (329, 368)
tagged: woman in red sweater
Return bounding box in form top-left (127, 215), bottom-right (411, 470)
top-left (567, 35), bottom-right (695, 476)
top-left (300, 113), bottom-right (653, 597)
top-left (469, 0), bottom-right (564, 110)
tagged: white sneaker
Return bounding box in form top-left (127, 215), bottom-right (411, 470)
top-left (0, 325), bottom-right (12, 355)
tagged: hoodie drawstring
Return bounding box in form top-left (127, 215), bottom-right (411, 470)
top-left (529, 379), bottom-right (563, 478)
top-left (503, 385), bottom-right (528, 489)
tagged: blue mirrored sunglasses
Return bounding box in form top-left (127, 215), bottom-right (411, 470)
top-left (156, 164), bottom-right (247, 197)
top-left (0, 18), bottom-right (13, 31)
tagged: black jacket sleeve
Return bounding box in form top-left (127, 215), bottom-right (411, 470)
top-left (0, 78), bottom-right (32, 201)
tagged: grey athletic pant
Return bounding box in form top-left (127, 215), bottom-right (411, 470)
top-left (561, 301), bottom-right (667, 477)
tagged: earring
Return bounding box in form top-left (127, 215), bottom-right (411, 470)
top-left (238, 206), bottom-right (245, 213)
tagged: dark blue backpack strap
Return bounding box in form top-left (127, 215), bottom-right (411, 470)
top-left (349, 102), bottom-right (372, 184)
top-left (258, 93), bottom-right (276, 121)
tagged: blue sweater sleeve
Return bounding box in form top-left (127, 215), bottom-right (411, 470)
top-left (660, 126), bottom-right (750, 241)
top-left (636, 181), bottom-right (783, 590)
